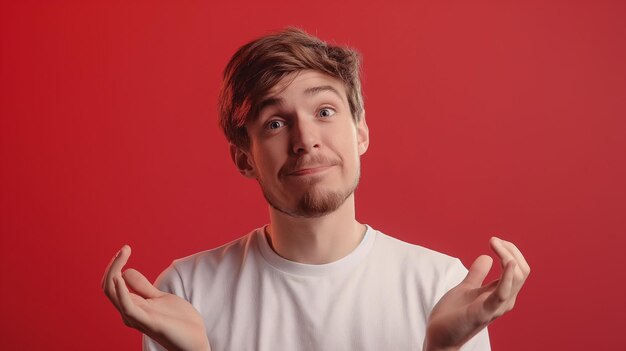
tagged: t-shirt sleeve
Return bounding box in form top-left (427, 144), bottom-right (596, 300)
top-left (142, 263), bottom-right (187, 351)
top-left (446, 259), bottom-right (492, 351)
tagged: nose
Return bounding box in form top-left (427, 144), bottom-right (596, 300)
top-left (291, 115), bottom-right (321, 155)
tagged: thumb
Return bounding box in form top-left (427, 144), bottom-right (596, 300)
top-left (122, 268), bottom-right (163, 299)
top-left (462, 255), bottom-right (493, 288)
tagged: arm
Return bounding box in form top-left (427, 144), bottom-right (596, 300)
top-left (423, 237), bottom-right (531, 351)
top-left (101, 245), bottom-right (211, 351)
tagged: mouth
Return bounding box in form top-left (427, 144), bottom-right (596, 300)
top-left (288, 165), bottom-right (334, 176)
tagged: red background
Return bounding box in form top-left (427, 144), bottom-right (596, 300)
top-left (1, 1), bottom-right (625, 350)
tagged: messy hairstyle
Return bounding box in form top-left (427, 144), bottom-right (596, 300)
top-left (218, 27), bottom-right (364, 150)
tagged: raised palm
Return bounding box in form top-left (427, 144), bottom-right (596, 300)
top-left (424, 238), bottom-right (530, 351)
top-left (102, 246), bottom-right (210, 351)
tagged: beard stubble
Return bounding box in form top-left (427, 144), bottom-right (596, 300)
top-left (258, 162), bottom-right (361, 218)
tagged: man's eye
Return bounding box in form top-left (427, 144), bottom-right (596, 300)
top-left (319, 108), bottom-right (335, 118)
top-left (266, 120), bottom-right (285, 130)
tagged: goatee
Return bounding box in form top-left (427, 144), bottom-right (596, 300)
top-left (260, 168), bottom-right (360, 218)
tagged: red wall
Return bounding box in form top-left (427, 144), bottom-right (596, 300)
top-left (1, 1), bottom-right (625, 350)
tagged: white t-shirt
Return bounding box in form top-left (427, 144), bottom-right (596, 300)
top-left (143, 225), bottom-right (491, 351)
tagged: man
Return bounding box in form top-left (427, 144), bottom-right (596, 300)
top-left (102, 28), bottom-right (530, 351)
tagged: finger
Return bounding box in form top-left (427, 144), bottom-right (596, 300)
top-left (492, 238), bottom-right (530, 299)
top-left (123, 269), bottom-right (163, 299)
top-left (484, 260), bottom-right (516, 313)
top-left (462, 255), bottom-right (493, 288)
top-left (103, 245), bottom-right (131, 306)
top-left (490, 237), bottom-right (514, 269)
top-left (114, 275), bottom-right (147, 329)
top-left (474, 279), bottom-right (499, 296)
top-left (101, 248), bottom-right (122, 289)
top-left (103, 245), bottom-right (131, 285)
top-left (498, 239), bottom-right (531, 277)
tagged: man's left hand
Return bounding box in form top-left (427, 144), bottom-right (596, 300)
top-left (423, 237), bottom-right (531, 351)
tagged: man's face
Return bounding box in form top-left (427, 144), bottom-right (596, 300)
top-left (232, 70), bottom-right (369, 218)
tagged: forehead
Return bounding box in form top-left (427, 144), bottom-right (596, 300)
top-left (258, 70), bottom-right (349, 109)
top-left (271, 70), bottom-right (344, 94)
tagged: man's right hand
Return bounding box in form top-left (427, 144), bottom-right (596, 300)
top-left (101, 245), bottom-right (211, 351)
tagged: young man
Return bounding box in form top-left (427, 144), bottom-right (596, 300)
top-left (102, 28), bottom-right (530, 351)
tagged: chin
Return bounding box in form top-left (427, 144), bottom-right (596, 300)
top-left (265, 186), bottom-right (354, 218)
top-left (261, 169), bottom-right (361, 218)
top-left (296, 188), bottom-right (348, 217)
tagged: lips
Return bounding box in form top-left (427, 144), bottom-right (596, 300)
top-left (288, 165), bottom-right (333, 176)
top-left (280, 155), bottom-right (341, 178)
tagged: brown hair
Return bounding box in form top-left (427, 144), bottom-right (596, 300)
top-left (218, 27), bottom-right (364, 150)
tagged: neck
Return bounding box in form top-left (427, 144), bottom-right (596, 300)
top-left (266, 194), bottom-right (365, 264)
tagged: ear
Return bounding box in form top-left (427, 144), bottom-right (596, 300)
top-left (356, 113), bottom-right (369, 156)
top-left (229, 144), bottom-right (256, 178)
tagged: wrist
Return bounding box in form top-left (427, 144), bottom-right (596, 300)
top-left (423, 346), bottom-right (460, 351)
top-left (423, 340), bottom-right (460, 351)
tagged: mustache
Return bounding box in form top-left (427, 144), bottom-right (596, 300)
top-left (279, 155), bottom-right (342, 177)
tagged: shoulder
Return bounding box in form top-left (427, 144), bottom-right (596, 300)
top-left (153, 228), bottom-right (261, 295)
top-left (174, 229), bottom-right (258, 270)
top-left (369, 227), bottom-right (468, 286)
top-left (371, 228), bottom-right (461, 266)
top-left (362, 226), bottom-right (470, 312)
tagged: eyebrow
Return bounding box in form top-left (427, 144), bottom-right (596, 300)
top-left (256, 85), bottom-right (344, 115)
top-left (304, 85), bottom-right (343, 99)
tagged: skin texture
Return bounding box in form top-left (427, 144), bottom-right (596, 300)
top-left (230, 70), bottom-right (370, 264)
top-left (423, 237), bottom-right (530, 351)
top-left (101, 70), bottom-right (530, 351)
top-left (101, 245), bottom-right (210, 351)
top-left (233, 70), bottom-right (368, 218)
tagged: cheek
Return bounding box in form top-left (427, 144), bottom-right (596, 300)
top-left (337, 142), bottom-right (361, 172)
top-left (339, 134), bottom-right (361, 159)
top-left (252, 147), bottom-right (283, 177)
